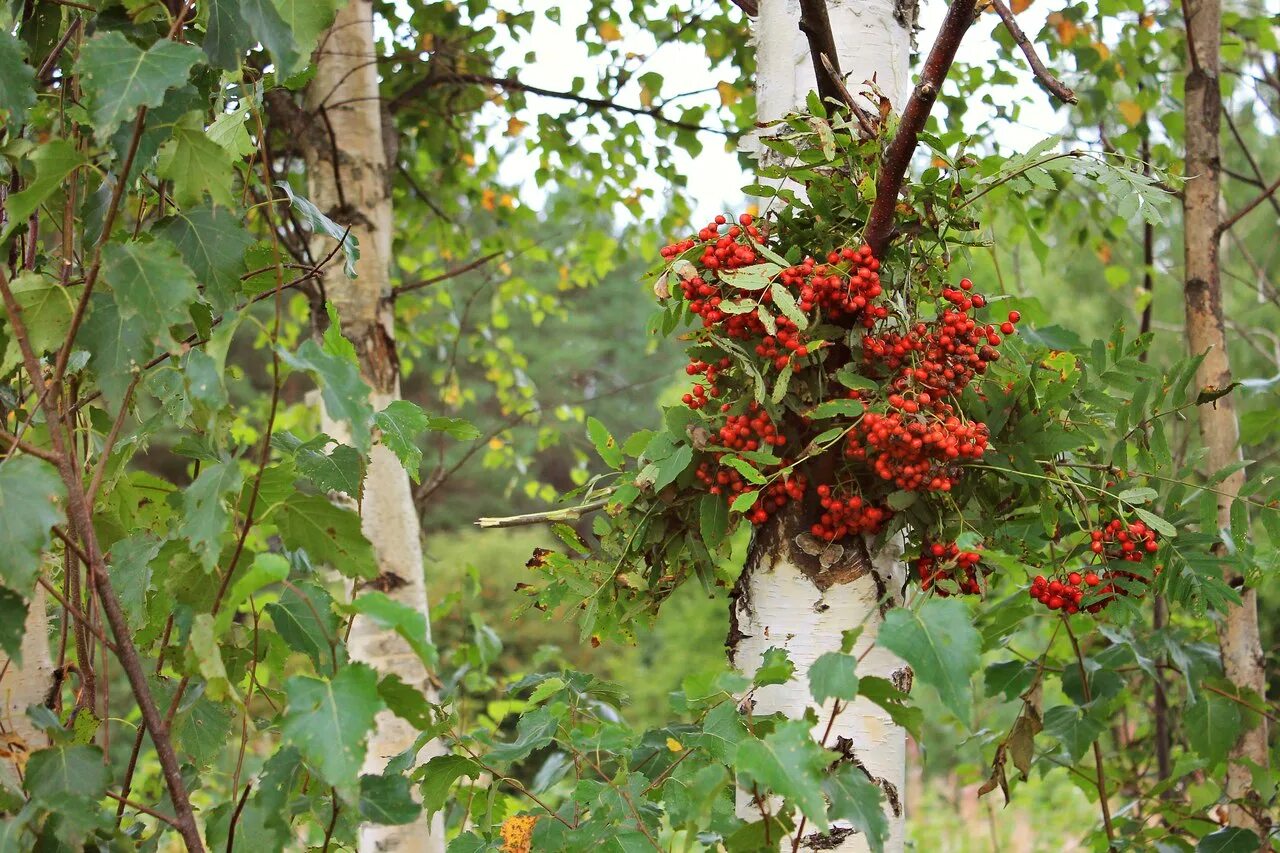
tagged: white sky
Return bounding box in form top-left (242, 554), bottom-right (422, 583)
top-left (432, 0), bottom-right (1070, 222)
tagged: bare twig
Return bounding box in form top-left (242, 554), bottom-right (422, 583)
top-left (476, 497), bottom-right (610, 529)
top-left (987, 0), bottom-right (1076, 103)
top-left (391, 250), bottom-right (504, 297)
top-left (1216, 172), bottom-right (1280, 236)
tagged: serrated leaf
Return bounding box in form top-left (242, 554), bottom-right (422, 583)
top-left (76, 32), bottom-right (201, 141)
top-left (102, 240), bottom-right (201, 339)
top-left (730, 489), bottom-right (758, 512)
top-left (275, 494), bottom-right (377, 578)
top-left (420, 754), bottom-right (482, 817)
top-left (275, 0), bottom-right (341, 62)
top-left (109, 533), bottom-right (160, 630)
top-left (0, 272), bottom-right (74, 375)
top-left (157, 113), bottom-right (238, 209)
top-left (1196, 827), bottom-right (1261, 853)
top-left (0, 453), bottom-right (64, 596)
top-left (809, 652), bottom-right (859, 704)
top-left (283, 664), bottom-right (385, 801)
top-left (179, 459), bottom-right (243, 571)
top-left (808, 399), bottom-right (865, 419)
top-left (0, 30), bottom-right (35, 132)
top-left (0, 141), bottom-right (87, 241)
top-left (155, 205), bottom-right (252, 312)
top-left (737, 720), bottom-right (832, 832)
top-left (1042, 705), bottom-right (1103, 763)
top-left (878, 599), bottom-right (980, 722)
top-left (265, 582), bottom-right (338, 672)
top-left (488, 707), bottom-right (558, 763)
top-left (1134, 507), bottom-right (1177, 538)
top-left (753, 647), bottom-right (795, 686)
top-left (651, 443), bottom-right (692, 491)
top-left (722, 455), bottom-right (766, 485)
top-left (23, 744), bottom-right (110, 807)
top-left (359, 773), bottom-right (422, 825)
top-left (239, 0), bottom-right (301, 75)
top-left (857, 676), bottom-right (924, 739)
top-left (78, 292), bottom-right (151, 409)
top-left (272, 432), bottom-right (363, 497)
top-left (823, 765), bottom-right (888, 853)
top-left (1117, 487), bottom-right (1158, 505)
top-left (769, 282), bottom-right (808, 330)
top-left (280, 338), bottom-right (374, 453)
top-left (0, 588), bottom-right (27, 660)
top-left (214, 552), bottom-right (289, 635)
top-left (189, 613), bottom-right (235, 701)
top-left (1184, 691), bottom-right (1242, 766)
top-left (373, 400), bottom-right (434, 480)
top-left (202, 0), bottom-right (251, 70)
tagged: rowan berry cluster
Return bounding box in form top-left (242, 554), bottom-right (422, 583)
top-left (846, 411), bottom-right (989, 492)
top-left (916, 542), bottom-right (985, 596)
top-left (681, 357), bottom-right (729, 410)
top-left (716, 403), bottom-right (786, 452)
top-left (811, 484), bottom-right (892, 541)
top-left (1029, 517), bottom-right (1161, 614)
top-left (694, 460), bottom-right (807, 525)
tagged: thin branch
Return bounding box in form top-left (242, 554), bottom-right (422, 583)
top-left (390, 250), bottom-right (504, 297)
top-left (476, 497), bottom-right (610, 529)
top-left (388, 73), bottom-right (737, 137)
top-left (986, 0), bottom-right (1077, 103)
top-left (1222, 107), bottom-right (1280, 220)
top-left (0, 429), bottom-right (62, 464)
top-left (1216, 172), bottom-right (1280, 236)
top-left (798, 0), bottom-right (851, 110)
top-left (865, 0), bottom-right (980, 257)
top-left (1063, 618), bottom-right (1116, 842)
top-left (728, 0), bottom-right (759, 16)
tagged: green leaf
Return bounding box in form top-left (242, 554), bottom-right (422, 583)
top-left (1196, 827), bottom-right (1261, 853)
top-left (23, 744), bottom-right (110, 807)
top-left (349, 591), bottom-right (437, 669)
top-left (699, 493), bottom-right (729, 549)
top-left (1184, 691), bottom-right (1242, 767)
top-left (1134, 506), bottom-right (1177, 538)
top-left (424, 416), bottom-right (480, 440)
top-left (718, 262), bottom-right (780, 290)
top-left (587, 417), bottom-right (624, 469)
top-left (374, 400), bottom-right (434, 480)
top-left (0, 272), bottom-right (74, 375)
top-left (1042, 705), bottom-right (1104, 763)
top-left (202, 0), bottom-right (251, 70)
top-left (179, 459), bottom-right (243, 571)
top-left (79, 293), bottom-right (151, 409)
top-left (189, 613), bottom-right (235, 701)
top-left (174, 694), bottom-right (234, 768)
top-left (283, 664), bottom-right (385, 801)
top-left (76, 32), bottom-right (202, 142)
top-left (275, 0), bottom-right (341, 61)
top-left (0, 141), bottom-right (87, 241)
top-left (0, 30), bottom-right (35, 132)
top-left (808, 399), bottom-right (865, 419)
top-left (108, 533), bottom-right (161, 630)
top-left (378, 674), bottom-right (434, 728)
top-left (722, 455), bottom-right (766, 485)
top-left (809, 652), bottom-right (859, 704)
top-left (157, 113), bottom-right (238, 209)
top-left (488, 707), bottom-right (559, 763)
top-left (280, 339), bottom-right (374, 453)
top-left (419, 754), bottom-right (482, 817)
top-left (215, 552), bottom-right (289, 635)
top-left (878, 599), bottom-right (980, 722)
top-left (737, 720), bottom-right (832, 832)
top-left (276, 182), bottom-right (359, 277)
top-left (359, 773), bottom-right (422, 825)
top-left (265, 582), bottom-right (338, 671)
top-left (651, 443), bottom-right (692, 491)
top-left (769, 282), bottom-right (808, 330)
top-left (103, 240), bottom-right (201, 340)
top-left (1117, 487), bottom-right (1158, 505)
top-left (275, 494), bottom-right (377, 578)
top-left (0, 587), bottom-right (27, 660)
top-left (272, 432), bottom-right (363, 497)
top-left (823, 765), bottom-right (888, 853)
top-left (730, 489), bottom-right (758, 513)
top-left (155, 205), bottom-right (252, 312)
top-left (240, 0), bottom-right (301, 75)
top-left (753, 647), bottom-right (795, 687)
top-left (0, 456), bottom-right (65, 594)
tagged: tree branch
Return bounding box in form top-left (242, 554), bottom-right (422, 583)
top-left (987, 0), bottom-right (1076, 103)
top-left (798, 0), bottom-right (852, 110)
top-left (476, 497), bottom-right (610, 529)
top-left (391, 250), bottom-right (504, 297)
top-left (388, 73), bottom-right (737, 137)
top-left (865, 0), bottom-right (980, 257)
top-left (1217, 172), bottom-right (1280, 237)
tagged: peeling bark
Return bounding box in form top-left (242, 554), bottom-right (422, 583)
top-left (1180, 0), bottom-right (1271, 836)
top-left (737, 3), bottom-right (916, 849)
top-left (0, 586), bottom-right (52, 792)
top-left (302, 2), bottom-right (445, 850)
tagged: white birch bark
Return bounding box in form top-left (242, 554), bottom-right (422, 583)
top-left (733, 3), bottom-right (916, 850)
top-left (302, 3), bottom-right (445, 850)
top-left (0, 586), bottom-right (52, 792)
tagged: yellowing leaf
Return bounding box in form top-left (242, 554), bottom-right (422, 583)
top-left (666, 737), bottom-right (684, 752)
top-left (638, 85), bottom-right (654, 108)
top-left (1048, 12), bottom-right (1079, 43)
top-left (598, 21), bottom-right (622, 42)
top-left (481, 188), bottom-right (496, 211)
top-left (1010, 0), bottom-right (1033, 12)
top-left (500, 815), bottom-right (538, 853)
top-left (717, 81), bottom-right (741, 107)
top-left (505, 116), bottom-right (527, 136)
top-left (1117, 100), bottom-right (1143, 127)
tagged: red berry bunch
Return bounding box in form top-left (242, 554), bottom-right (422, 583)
top-left (715, 402), bottom-right (787, 452)
top-left (1030, 517), bottom-right (1162, 614)
top-left (810, 484), bottom-right (891, 541)
top-left (681, 357), bottom-right (731, 410)
top-left (845, 411), bottom-right (989, 491)
top-left (695, 461), bottom-right (806, 524)
top-left (916, 542), bottom-right (985, 596)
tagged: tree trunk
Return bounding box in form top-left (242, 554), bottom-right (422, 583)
top-left (733, 3), bottom-right (915, 850)
top-left (0, 586), bottom-right (53, 792)
top-left (302, 3), bottom-right (446, 851)
top-left (1181, 0), bottom-right (1271, 836)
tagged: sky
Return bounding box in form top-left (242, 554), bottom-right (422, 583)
top-left (449, 0), bottom-right (1074, 223)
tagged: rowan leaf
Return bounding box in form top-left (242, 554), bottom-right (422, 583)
top-left (76, 32), bottom-right (202, 142)
top-left (737, 720), bottom-right (832, 832)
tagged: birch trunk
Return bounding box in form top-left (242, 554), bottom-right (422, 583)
top-left (0, 586), bottom-right (52, 792)
top-left (1181, 0), bottom-right (1271, 834)
top-left (302, 3), bottom-right (445, 850)
top-left (732, 3), bottom-right (915, 850)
